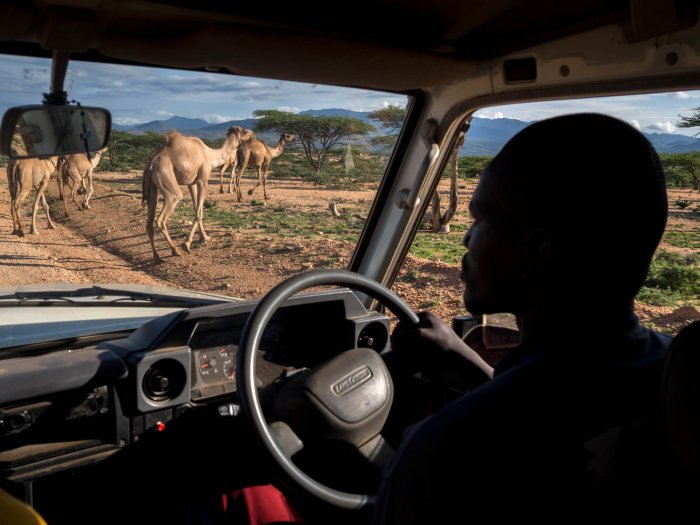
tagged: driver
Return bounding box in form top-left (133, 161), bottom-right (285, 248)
top-left (375, 113), bottom-right (671, 522)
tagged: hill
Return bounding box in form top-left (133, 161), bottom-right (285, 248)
top-left (113, 111), bottom-right (700, 155)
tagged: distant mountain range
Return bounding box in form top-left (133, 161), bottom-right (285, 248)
top-left (113, 109), bottom-right (700, 155)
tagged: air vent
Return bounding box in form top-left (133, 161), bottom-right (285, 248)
top-left (142, 358), bottom-right (187, 403)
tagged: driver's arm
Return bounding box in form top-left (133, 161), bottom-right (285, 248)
top-left (390, 310), bottom-right (494, 384)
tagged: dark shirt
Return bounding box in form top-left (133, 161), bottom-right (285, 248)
top-left (372, 316), bottom-right (670, 524)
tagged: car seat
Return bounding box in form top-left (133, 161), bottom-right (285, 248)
top-left (661, 319), bottom-right (700, 478)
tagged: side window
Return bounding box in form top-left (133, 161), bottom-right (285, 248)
top-left (397, 94), bottom-right (700, 364)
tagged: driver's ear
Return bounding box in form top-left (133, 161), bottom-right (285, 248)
top-left (518, 228), bottom-right (551, 279)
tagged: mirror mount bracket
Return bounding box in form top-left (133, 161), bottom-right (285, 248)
top-left (42, 50), bottom-right (71, 106)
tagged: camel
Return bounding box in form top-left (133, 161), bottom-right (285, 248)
top-left (142, 125), bottom-right (255, 263)
top-left (215, 131), bottom-right (256, 194)
top-left (234, 133), bottom-right (296, 201)
top-left (58, 147), bottom-right (108, 216)
top-left (6, 157), bottom-right (59, 237)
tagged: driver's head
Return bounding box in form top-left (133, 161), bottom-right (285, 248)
top-left (461, 113), bottom-right (667, 317)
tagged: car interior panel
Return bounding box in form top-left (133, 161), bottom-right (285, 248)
top-left (1, 0), bottom-right (700, 523)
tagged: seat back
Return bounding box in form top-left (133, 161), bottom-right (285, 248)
top-left (661, 320), bottom-right (700, 473)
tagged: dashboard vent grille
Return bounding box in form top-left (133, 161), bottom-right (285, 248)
top-left (142, 358), bottom-right (187, 403)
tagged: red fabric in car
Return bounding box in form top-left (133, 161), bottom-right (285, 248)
top-left (223, 484), bottom-right (304, 524)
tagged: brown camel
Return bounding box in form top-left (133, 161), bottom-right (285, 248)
top-left (234, 133), bottom-right (296, 201)
top-left (58, 147), bottom-right (108, 216)
top-left (142, 126), bottom-right (255, 263)
top-left (6, 157), bottom-right (59, 236)
top-left (215, 131), bottom-right (256, 194)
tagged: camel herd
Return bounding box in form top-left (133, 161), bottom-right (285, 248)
top-left (5, 126), bottom-right (296, 263)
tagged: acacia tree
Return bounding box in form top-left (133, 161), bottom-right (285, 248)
top-left (369, 105), bottom-right (407, 156)
top-left (677, 107), bottom-right (700, 133)
top-left (368, 104), bottom-right (406, 133)
top-left (664, 153), bottom-right (700, 190)
top-left (252, 110), bottom-right (374, 173)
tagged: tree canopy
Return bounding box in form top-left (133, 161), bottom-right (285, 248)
top-left (677, 106), bottom-right (700, 134)
top-left (252, 110), bottom-right (375, 173)
top-left (368, 105), bottom-right (407, 133)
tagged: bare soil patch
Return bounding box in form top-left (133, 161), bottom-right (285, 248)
top-left (0, 171), bottom-right (697, 336)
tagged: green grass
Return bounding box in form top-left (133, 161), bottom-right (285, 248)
top-left (410, 232), bottom-right (465, 264)
top-left (172, 201), bottom-right (365, 241)
top-left (663, 229), bottom-right (700, 249)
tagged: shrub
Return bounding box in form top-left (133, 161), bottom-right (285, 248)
top-left (675, 199), bottom-right (693, 209)
top-left (642, 250), bottom-right (700, 297)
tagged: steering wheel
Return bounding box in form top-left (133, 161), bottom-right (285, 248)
top-left (236, 269), bottom-right (419, 511)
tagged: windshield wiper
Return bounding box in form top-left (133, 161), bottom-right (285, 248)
top-left (0, 286), bottom-right (230, 308)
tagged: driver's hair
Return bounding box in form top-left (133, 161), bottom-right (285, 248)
top-left (487, 112), bottom-right (667, 303)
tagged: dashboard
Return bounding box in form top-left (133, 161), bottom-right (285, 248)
top-left (0, 288), bottom-right (391, 491)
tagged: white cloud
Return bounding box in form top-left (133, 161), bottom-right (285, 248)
top-left (629, 119), bottom-right (641, 130)
top-left (113, 117), bottom-right (143, 125)
top-left (676, 91), bottom-right (691, 99)
top-left (155, 110), bottom-right (175, 118)
top-left (276, 106), bottom-right (300, 113)
top-left (474, 110), bottom-right (507, 119)
top-left (202, 114), bottom-right (241, 123)
top-left (651, 120), bottom-right (676, 133)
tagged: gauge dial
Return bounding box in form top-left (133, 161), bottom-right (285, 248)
top-left (198, 353), bottom-right (218, 376)
top-left (219, 346), bottom-right (236, 380)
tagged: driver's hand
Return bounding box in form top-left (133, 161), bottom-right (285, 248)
top-left (391, 311), bottom-right (494, 380)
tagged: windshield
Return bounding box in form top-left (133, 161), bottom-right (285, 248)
top-left (0, 54), bottom-right (407, 300)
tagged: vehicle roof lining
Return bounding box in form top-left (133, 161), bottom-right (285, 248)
top-left (1, 0), bottom-right (697, 91)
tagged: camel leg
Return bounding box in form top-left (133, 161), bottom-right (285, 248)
top-left (156, 190), bottom-right (183, 257)
top-left (8, 174), bottom-right (21, 235)
top-left (30, 178), bottom-right (51, 234)
top-left (9, 197), bottom-right (22, 236)
top-left (219, 163), bottom-right (226, 194)
top-left (11, 186), bottom-right (31, 237)
top-left (29, 187), bottom-right (43, 234)
top-left (71, 184), bottom-right (82, 211)
top-left (235, 161), bottom-right (246, 201)
top-left (262, 164), bottom-right (270, 200)
top-left (227, 160), bottom-right (237, 194)
top-left (145, 188), bottom-right (162, 263)
top-left (186, 184), bottom-right (208, 242)
top-left (83, 172), bottom-right (94, 209)
top-left (183, 180), bottom-right (209, 252)
top-left (56, 170), bottom-right (63, 200)
top-left (62, 179), bottom-right (71, 217)
top-left (247, 166), bottom-right (263, 196)
top-left (40, 192), bottom-right (55, 229)
top-left (65, 172), bottom-right (82, 212)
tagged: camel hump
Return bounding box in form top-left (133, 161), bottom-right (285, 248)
top-left (163, 130), bottom-right (181, 146)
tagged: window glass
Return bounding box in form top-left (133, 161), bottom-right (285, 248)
top-left (397, 93), bottom-right (700, 362)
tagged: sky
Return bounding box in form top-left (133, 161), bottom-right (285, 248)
top-left (2, 54), bottom-right (700, 136)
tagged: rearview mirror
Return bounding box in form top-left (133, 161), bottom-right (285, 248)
top-left (0, 105), bottom-right (111, 159)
